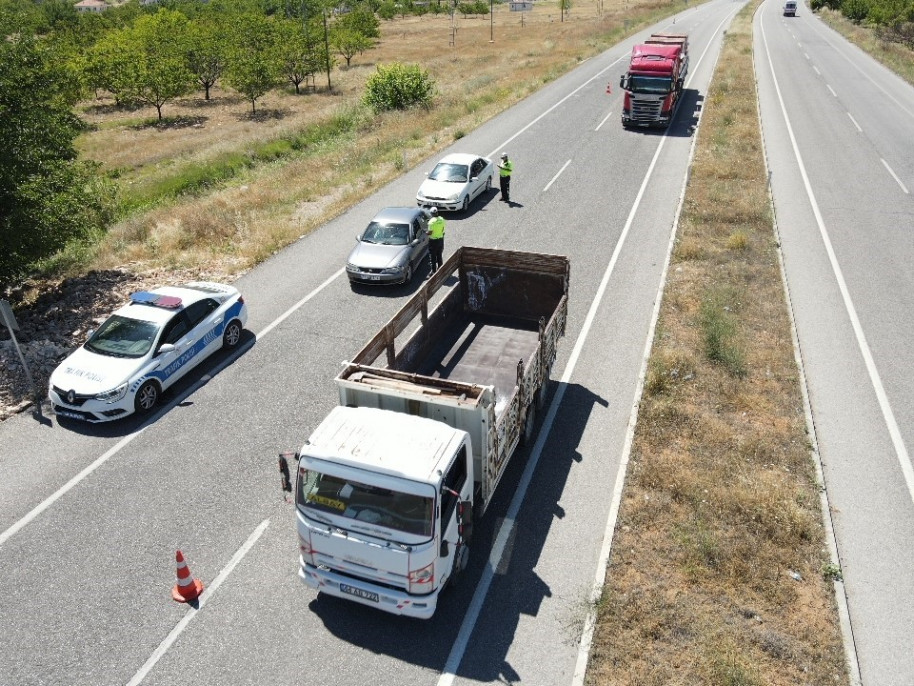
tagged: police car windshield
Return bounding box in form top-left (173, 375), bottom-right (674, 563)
top-left (85, 314), bottom-right (160, 358)
top-left (429, 163), bottom-right (469, 183)
top-left (298, 470), bottom-right (433, 537)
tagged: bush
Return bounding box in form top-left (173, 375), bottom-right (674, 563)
top-left (841, 0), bottom-right (870, 22)
top-left (363, 62), bottom-right (436, 112)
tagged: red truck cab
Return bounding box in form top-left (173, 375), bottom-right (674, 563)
top-left (619, 34), bottom-right (688, 128)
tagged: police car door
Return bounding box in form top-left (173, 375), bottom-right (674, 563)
top-left (178, 298), bottom-right (223, 372)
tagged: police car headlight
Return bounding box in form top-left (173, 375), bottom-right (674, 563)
top-left (96, 382), bottom-right (128, 404)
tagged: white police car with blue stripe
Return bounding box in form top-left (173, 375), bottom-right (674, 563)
top-left (48, 282), bottom-right (248, 423)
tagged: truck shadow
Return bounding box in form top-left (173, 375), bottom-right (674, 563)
top-left (310, 380), bottom-right (608, 681)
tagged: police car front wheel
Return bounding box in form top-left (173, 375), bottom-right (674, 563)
top-left (134, 380), bottom-right (160, 414)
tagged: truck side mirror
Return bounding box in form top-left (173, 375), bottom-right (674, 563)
top-left (279, 451), bottom-right (294, 496)
top-left (440, 539), bottom-right (450, 557)
top-left (619, 75), bottom-right (626, 89)
top-left (457, 500), bottom-right (474, 543)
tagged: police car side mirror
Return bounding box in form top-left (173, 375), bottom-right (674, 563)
top-left (157, 343), bottom-right (176, 356)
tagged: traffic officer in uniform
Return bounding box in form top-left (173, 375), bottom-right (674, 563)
top-left (426, 207), bottom-right (446, 275)
top-left (497, 152), bottom-right (513, 202)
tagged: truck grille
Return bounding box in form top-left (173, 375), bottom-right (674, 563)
top-left (630, 99), bottom-right (663, 122)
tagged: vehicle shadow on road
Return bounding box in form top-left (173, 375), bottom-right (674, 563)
top-left (310, 381), bottom-right (609, 681)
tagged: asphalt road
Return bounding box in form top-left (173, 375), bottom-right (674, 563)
top-left (0, 3), bottom-right (749, 685)
top-left (755, 2), bottom-right (914, 684)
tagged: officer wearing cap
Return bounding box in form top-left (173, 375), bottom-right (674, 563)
top-left (497, 152), bottom-right (513, 202)
top-left (426, 207), bottom-right (446, 274)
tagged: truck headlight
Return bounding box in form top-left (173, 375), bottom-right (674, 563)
top-left (96, 382), bottom-right (128, 404)
top-left (408, 561), bottom-right (435, 593)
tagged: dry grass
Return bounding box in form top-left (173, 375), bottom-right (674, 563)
top-left (587, 1), bottom-right (850, 684)
top-left (814, 8), bottom-right (914, 87)
top-left (73, 0), bottom-right (682, 278)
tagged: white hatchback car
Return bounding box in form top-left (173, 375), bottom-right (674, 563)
top-left (416, 153), bottom-right (494, 212)
top-left (49, 282), bottom-right (248, 423)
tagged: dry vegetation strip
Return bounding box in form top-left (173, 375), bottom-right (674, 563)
top-left (586, 2), bottom-right (850, 685)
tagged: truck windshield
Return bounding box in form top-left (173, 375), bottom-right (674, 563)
top-left (298, 470), bottom-right (433, 537)
top-left (629, 76), bottom-right (672, 94)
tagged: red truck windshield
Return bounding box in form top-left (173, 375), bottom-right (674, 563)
top-left (629, 76), bottom-right (673, 94)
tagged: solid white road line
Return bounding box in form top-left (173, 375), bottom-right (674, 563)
top-left (847, 112), bottom-right (862, 132)
top-left (881, 158), bottom-right (910, 194)
top-left (125, 519), bottom-right (270, 686)
top-left (543, 160), bottom-right (572, 192)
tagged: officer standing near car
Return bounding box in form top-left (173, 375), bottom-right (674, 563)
top-left (426, 207), bottom-right (446, 274)
top-left (497, 152), bottom-right (513, 202)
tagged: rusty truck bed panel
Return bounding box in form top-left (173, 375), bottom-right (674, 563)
top-left (417, 313), bottom-right (540, 405)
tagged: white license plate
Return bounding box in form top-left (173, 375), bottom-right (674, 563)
top-left (55, 409), bottom-right (84, 420)
top-left (340, 583), bottom-right (379, 603)
top-left (369, 275), bottom-right (381, 281)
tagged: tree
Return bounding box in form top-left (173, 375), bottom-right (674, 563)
top-left (126, 10), bottom-right (196, 120)
top-left (336, 6), bottom-right (380, 38)
top-left (186, 16), bottom-right (227, 100)
top-left (0, 36), bottom-right (114, 287)
top-left (330, 25), bottom-right (375, 67)
top-left (224, 13), bottom-right (283, 112)
top-left (276, 17), bottom-right (323, 93)
top-left (86, 29), bottom-right (141, 104)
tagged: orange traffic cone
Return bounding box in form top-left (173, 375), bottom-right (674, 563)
top-left (172, 550), bottom-right (204, 602)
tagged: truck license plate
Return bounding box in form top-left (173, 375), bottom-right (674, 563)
top-left (340, 583), bottom-right (379, 603)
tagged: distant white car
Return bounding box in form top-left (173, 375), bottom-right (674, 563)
top-left (416, 153), bottom-right (494, 212)
top-left (49, 282), bottom-right (248, 423)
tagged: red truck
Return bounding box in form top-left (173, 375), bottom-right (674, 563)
top-left (619, 32), bottom-right (689, 128)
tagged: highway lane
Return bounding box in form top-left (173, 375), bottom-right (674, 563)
top-left (756, 2), bottom-right (914, 684)
top-left (0, 3), bottom-right (745, 684)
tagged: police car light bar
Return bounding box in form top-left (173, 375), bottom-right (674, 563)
top-left (129, 291), bottom-right (183, 308)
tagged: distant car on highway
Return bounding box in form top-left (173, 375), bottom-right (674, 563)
top-left (783, 1), bottom-right (797, 15)
top-left (346, 207), bottom-right (430, 286)
top-left (416, 153), bottom-right (494, 212)
top-left (49, 282), bottom-right (248, 422)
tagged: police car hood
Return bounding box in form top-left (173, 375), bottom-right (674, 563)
top-left (348, 242), bottom-right (411, 269)
top-left (50, 346), bottom-right (145, 394)
top-left (418, 178), bottom-right (467, 198)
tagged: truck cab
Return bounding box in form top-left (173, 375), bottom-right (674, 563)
top-left (620, 44), bottom-right (685, 127)
top-left (296, 406), bottom-right (473, 619)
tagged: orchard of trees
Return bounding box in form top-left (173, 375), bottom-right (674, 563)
top-left (0, 0), bottom-right (394, 287)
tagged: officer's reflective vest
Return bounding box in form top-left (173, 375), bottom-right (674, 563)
top-left (499, 160), bottom-right (513, 177)
top-left (429, 217), bottom-right (445, 239)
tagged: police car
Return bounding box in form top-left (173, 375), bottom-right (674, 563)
top-left (49, 282), bottom-right (248, 423)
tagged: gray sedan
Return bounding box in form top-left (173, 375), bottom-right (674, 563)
top-left (346, 207), bottom-right (430, 286)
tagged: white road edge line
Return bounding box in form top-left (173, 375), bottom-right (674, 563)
top-left (436, 8), bottom-right (739, 685)
top-left (125, 519), bottom-right (270, 686)
top-left (0, 266), bottom-right (341, 547)
top-left (543, 160), bottom-right (572, 192)
top-left (0, 335), bottom-right (254, 549)
top-left (813, 65), bottom-right (821, 76)
top-left (763, 3), bottom-right (914, 512)
top-left (847, 112), bottom-right (862, 132)
top-left (881, 158), bottom-right (910, 194)
top-left (595, 110), bottom-right (614, 131)
top-left (827, 84), bottom-right (837, 97)
top-left (763, 11), bottom-right (906, 684)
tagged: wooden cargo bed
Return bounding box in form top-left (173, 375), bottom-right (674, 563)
top-left (415, 312), bottom-right (540, 406)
